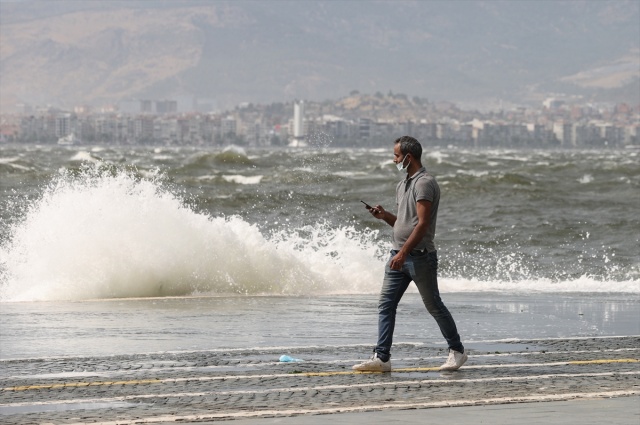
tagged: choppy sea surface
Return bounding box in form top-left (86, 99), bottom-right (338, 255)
top-left (0, 144), bottom-right (638, 359)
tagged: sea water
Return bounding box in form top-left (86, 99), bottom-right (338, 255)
top-left (0, 145), bottom-right (638, 359)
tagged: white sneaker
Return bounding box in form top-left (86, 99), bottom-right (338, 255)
top-left (352, 353), bottom-right (391, 372)
top-left (440, 349), bottom-right (468, 371)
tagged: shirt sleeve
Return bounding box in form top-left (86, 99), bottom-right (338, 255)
top-left (414, 175), bottom-right (435, 202)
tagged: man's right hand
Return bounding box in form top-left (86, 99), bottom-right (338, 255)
top-left (370, 205), bottom-right (385, 219)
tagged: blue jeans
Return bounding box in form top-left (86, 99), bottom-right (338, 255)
top-left (375, 250), bottom-right (463, 362)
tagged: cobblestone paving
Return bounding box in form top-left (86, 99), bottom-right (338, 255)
top-left (1, 337), bottom-right (638, 424)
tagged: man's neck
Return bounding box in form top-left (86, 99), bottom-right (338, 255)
top-left (406, 163), bottom-right (423, 178)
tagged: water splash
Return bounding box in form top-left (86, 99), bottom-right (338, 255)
top-left (0, 166), bottom-right (383, 301)
top-left (1, 160), bottom-right (637, 302)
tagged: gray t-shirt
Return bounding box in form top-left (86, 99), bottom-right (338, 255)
top-left (392, 167), bottom-right (440, 253)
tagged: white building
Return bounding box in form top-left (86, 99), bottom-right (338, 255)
top-left (293, 100), bottom-right (305, 139)
top-left (221, 116), bottom-right (237, 136)
top-left (55, 113), bottom-right (72, 138)
top-left (289, 100), bottom-right (307, 146)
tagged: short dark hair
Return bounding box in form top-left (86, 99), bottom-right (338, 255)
top-left (394, 136), bottom-right (422, 160)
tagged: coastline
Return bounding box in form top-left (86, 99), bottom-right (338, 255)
top-left (1, 291), bottom-right (639, 424)
top-left (1, 335), bottom-right (638, 423)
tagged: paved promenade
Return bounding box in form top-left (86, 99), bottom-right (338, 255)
top-left (1, 336), bottom-right (638, 424)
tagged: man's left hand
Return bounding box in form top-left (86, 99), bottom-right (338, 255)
top-left (390, 251), bottom-right (407, 270)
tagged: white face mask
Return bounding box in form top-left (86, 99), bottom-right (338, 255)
top-left (396, 155), bottom-right (410, 172)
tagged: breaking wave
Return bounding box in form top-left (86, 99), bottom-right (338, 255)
top-left (0, 164), bottom-right (637, 302)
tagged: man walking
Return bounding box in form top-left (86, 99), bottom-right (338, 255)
top-left (354, 136), bottom-right (468, 372)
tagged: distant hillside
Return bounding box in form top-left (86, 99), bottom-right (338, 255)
top-left (1, 0), bottom-right (638, 111)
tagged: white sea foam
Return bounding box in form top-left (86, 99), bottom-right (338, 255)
top-left (196, 175), bottom-right (218, 181)
top-left (0, 157), bottom-right (30, 171)
top-left (578, 174), bottom-right (594, 184)
top-left (427, 151), bottom-right (448, 164)
top-left (378, 159), bottom-right (394, 168)
top-left (222, 175), bottom-right (263, 185)
top-left (440, 276), bottom-right (640, 293)
top-left (70, 151), bottom-right (100, 163)
top-left (333, 171), bottom-right (368, 178)
top-left (222, 145), bottom-right (247, 156)
top-left (1, 166), bottom-right (637, 302)
top-left (0, 168), bottom-right (383, 301)
top-left (457, 169), bottom-right (490, 177)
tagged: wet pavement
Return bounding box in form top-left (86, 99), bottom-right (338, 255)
top-left (1, 336), bottom-right (639, 424)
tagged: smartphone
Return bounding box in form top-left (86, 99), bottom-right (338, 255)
top-left (360, 200), bottom-right (373, 210)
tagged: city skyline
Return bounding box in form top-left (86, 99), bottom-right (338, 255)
top-left (2, 90), bottom-right (637, 148)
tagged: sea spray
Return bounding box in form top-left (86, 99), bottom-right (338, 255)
top-left (0, 166), bottom-right (385, 301)
top-left (1, 147), bottom-right (638, 300)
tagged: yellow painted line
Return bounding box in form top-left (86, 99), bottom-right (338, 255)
top-left (394, 366), bottom-right (443, 372)
top-left (3, 358), bottom-right (637, 392)
top-left (3, 372), bottom-right (639, 409)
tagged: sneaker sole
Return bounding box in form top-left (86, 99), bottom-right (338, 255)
top-left (440, 354), bottom-right (468, 371)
